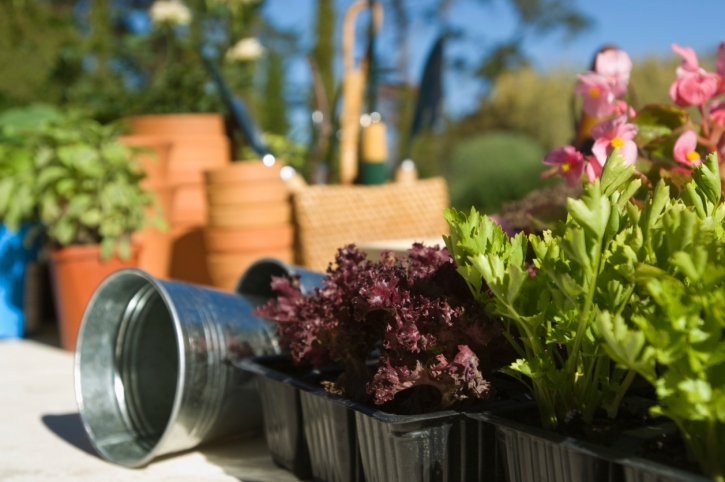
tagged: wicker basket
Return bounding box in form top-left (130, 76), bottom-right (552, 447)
top-left (292, 177), bottom-right (450, 271)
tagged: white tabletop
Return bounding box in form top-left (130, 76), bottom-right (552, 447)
top-left (0, 339), bottom-right (299, 482)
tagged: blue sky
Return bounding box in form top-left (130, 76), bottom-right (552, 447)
top-left (260, 0), bottom-right (725, 128)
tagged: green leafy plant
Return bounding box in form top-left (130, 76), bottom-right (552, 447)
top-left (597, 153), bottom-right (725, 481)
top-left (445, 149), bottom-right (644, 430)
top-left (446, 146), bottom-right (725, 479)
top-left (0, 110), bottom-right (162, 260)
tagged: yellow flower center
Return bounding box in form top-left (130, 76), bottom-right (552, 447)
top-left (589, 87), bottom-right (600, 98)
top-left (611, 137), bottom-right (625, 148)
top-left (686, 151), bottom-right (700, 161)
top-left (561, 162), bottom-right (571, 173)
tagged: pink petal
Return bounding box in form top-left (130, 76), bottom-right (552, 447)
top-left (669, 77), bottom-right (684, 105)
top-left (575, 73), bottom-right (617, 117)
top-left (562, 158), bottom-right (585, 187)
top-left (672, 43), bottom-right (700, 75)
top-left (676, 73), bottom-right (720, 106)
top-left (710, 100), bottom-right (725, 125)
top-left (585, 158), bottom-right (603, 183)
top-left (673, 130), bottom-right (698, 165)
top-left (615, 122), bottom-right (638, 142)
top-left (591, 115), bottom-right (627, 140)
top-left (621, 141), bottom-right (638, 165)
top-left (543, 146), bottom-right (580, 166)
top-left (591, 138), bottom-right (610, 166)
top-left (595, 49), bottom-right (632, 98)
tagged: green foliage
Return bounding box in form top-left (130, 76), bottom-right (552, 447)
top-left (596, 154), bottom-right (725, 481)
top-left (240, 132), bottom-right (307, 175)
top-left (0, 109), bottom-right (162, 260)
top-left (0, 1), bottom-right (78, 111)
top-left (311, 0), bottom-right (336, 112)
top-left (446, 148), bottom-right (725, 479)
top-left (263, 51), bottom-right (289, 135)
top-left (446, 131), bottom-right (551, 213)
top-left (445, 149), bottom-right (644, 430)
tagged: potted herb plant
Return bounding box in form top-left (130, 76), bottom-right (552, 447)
top-left (445, 148), bottom-right (725, 481)
top-left (241, 243), bottom-right (518, 482)
top-left (1, 111), bottom-right (163, 351)
top-left (0, 106), bottom-right (56, 338)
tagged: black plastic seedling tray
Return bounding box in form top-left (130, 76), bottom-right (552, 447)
top-left (237, 356), bottom-right (313, 479)
top-left (237, 356), bottom-right (364, 482)
top-left (238, 355), bottom-right (508, 482)
top-left (469, 402), bottom-right (717, 482)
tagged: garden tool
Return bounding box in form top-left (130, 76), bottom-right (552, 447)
top-left (339, 0), bottom-right (383, 185)
top-left (360, 117), bottom-right (389, 184)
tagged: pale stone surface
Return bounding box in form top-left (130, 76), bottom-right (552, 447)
top-left (0, 339), bottom-right (298, 482)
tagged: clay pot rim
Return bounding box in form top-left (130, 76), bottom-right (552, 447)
top-left (204, 225), bottom-right (293, 235)
top-left (204, 161), bottom-right (282, 183)
top-left (49, 243), bottom-right (142, 261)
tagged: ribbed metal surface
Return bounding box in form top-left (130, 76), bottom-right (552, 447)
top-left (300, 391), bottom-right (363, 482)
top-left (355, 410), bottom-right (460, 482)
top-left (75, 269), bottom-right (281, 467)
top-left (256, 375), bottom-right (312, 478)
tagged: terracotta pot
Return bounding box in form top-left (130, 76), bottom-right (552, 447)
top-left (208, 203), bottom-right (292, 229)
top-left (168, 225), bottom-right (213, 286)
top-left (207, 249), bottom-right (294, 291)
top-left (204, 161), bottom-right (282, 185)
top-left (204, 225), bottom-right (293, 252)
top-left (206, 181), bottom-right (289, 206)
top-left (128, 114), bottom-right (225, 137)
top-left (134, 183), bottom-right (174, 279)
top-left (170, 184), bottom-right (207, 225)
top-left (49, 244), bottom-right (140, 351)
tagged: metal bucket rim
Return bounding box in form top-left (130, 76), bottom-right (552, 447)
top-left (74, 267), bottom-right (187, 467)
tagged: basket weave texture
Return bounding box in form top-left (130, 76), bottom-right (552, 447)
top-left (293, 177), bottom-right (450, 271)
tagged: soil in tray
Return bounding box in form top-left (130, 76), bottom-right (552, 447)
top-left (497, 396), bottom-right (707, 477)
top-left (635, 429), bottom-right (704, 476)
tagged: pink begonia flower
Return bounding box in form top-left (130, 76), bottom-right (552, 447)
top-left (669, 43), bottom-right (720, 106)
top-left (574, 73), bottom-right (617, 118)
top-left (615, 100), bottom-right (636, 118)
top-left (591, 115), bottom-right (639, 167)
top-left (710, 101), bottom-right (725, 126)
top-left (673, 44), bottom-right (700, 77)
top-left (594, 49), bottom-right (632, 98)
top-left (585, 159), bottom-right (602, 183)
top-left (542, 146), bottom-right (585, 187)
top-left (673, 130), bottom-right (701, 167)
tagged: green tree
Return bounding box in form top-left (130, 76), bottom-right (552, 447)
top-left (311, 0), bottom-right (336, 111)
top-left (264, 51), bottom-right (289, 135)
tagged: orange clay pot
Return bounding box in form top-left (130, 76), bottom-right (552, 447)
top-left (49, 244), bottom-right (140, 351)
top-left (133, 183), bottom-right (174, 279)
top-left (128, 114), bottom-right (225, 137)
top-left (207, 249), bottom-right (294, 291)
top-left (204, 161), bottom-right (282, 185)
top-left (168, 225), bottom-right (214, 286)
top-left (204, 225), bottom-right (294, 252)
top-left (205, 181), bottom-right (289, 206)
top-left (207, 203), bottom-right (291, 229)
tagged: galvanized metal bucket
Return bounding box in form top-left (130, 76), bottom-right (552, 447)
top-left (75, 260), bottom-right (323, 467)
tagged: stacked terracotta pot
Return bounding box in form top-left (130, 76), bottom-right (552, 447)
top-left (204, 161), bottom-right (294, 291)
top-left (125, 114), bottom-right (230, 284)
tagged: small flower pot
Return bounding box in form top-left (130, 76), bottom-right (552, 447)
top-left (207, 203), bottom-right (292, 229)
top-left (204, 225), bottom-right (294, 253)
top-left (204, 161), bottom-right (282, 185)
top-left (48, 243), bottom-right (140, 351)
top-left (128, 113), bottom-right (226, 137)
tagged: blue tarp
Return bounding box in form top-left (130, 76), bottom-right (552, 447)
top-left (0, 225), bottom-right (40, 339)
